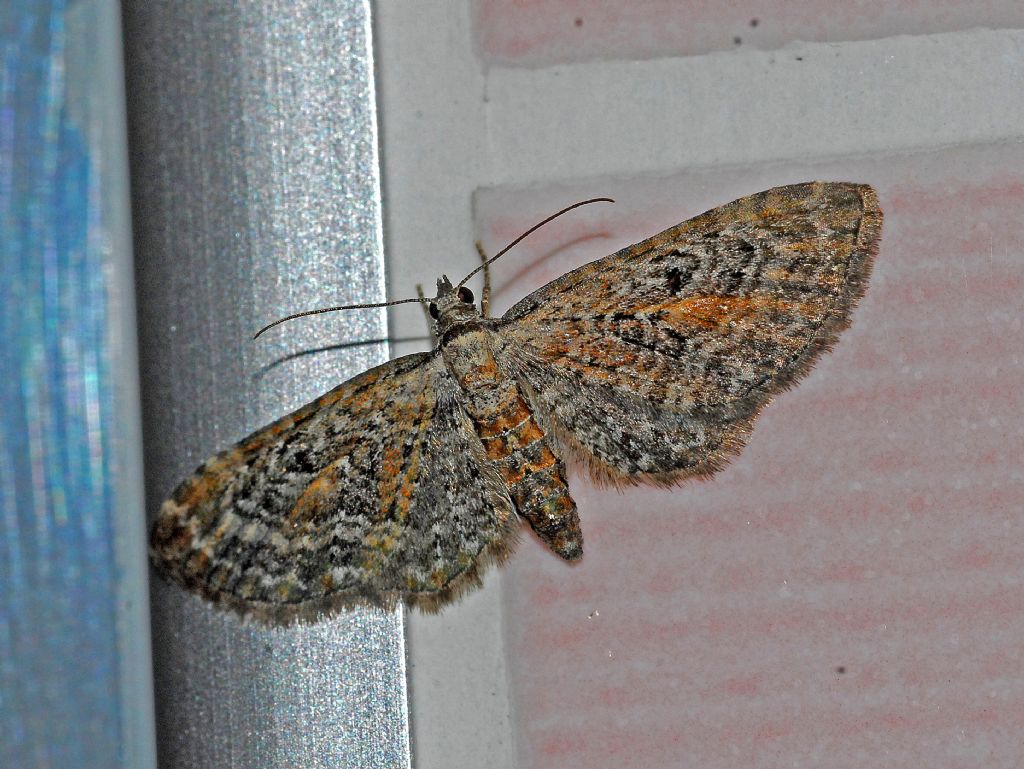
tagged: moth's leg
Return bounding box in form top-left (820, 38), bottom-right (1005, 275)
top-left (475, 241), bottom-right (491, 318)
top-left (416, 283), bottom-right (437, 346)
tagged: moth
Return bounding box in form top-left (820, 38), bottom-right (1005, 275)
top-left (151, 182), bottom-right (882, 624)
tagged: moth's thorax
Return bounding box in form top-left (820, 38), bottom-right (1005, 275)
top-left (438, 324), bottom-right (501, 404)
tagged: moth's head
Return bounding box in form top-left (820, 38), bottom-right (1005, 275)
top-left (429, 275), bottom-right (480, 332)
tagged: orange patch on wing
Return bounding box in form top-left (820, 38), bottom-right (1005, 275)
top-left (372, 400), bottom-right (430, 522)
top-left (657, 295), bottom-right (821, 330)
top-left (574, 364), bottom-right (615, 381)
top-left (387, 449), bottom-right (422, 524)
top-left (779, 239), bottom-right (818, 254)
top-left (670, 296), bottom-right (763, 328)
top-left (174, 465), bottom-right (226, 508)
top-left (346, 371), bottom-right (389, 412)
top-left (381, 443), bottom-right (404, 478)
top-left (754, 205), bottom-right (786, 223)
top-left (266, 417), bottom-right (296, 438)
top-left (241, 433), bottom-right (274, 452)
top-left (385, 405), bottom-right (428, 520)
top-left (289, 471), bottom-right (337, 523)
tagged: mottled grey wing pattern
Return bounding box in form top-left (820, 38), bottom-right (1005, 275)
top-left (151, 352), bottom-right (518, 623)
top-left (497, 182), bottom-right (882, 485)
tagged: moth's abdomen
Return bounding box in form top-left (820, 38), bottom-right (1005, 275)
top-left (477, 391), bottom-right (582, 561)
top-left (442, 328), bottom-right (582, 561)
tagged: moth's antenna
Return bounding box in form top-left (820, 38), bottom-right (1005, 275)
top-left (457, 197), bottom-right (615, 289)
top-left (255, 197), bottom-right (614, 339)
top-left (253, 296), bottom-right (429, 340)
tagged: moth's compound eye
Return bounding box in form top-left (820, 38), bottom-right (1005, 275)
top-left (428, 303), bottom-right (439, 320)
top-left (457, 286), bottom-right (474, 305)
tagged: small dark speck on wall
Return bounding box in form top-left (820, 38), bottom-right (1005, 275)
top-left (750, 18), bottom-right (759, 27)
top-left (574, 17), bottom-right (583, 28)
top-left (733, 36), bottom-right (742, 45)
top-left (835, 666), bottom-right (846, 674)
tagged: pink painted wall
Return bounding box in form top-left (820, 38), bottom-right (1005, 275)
top-left (476, 144), bottom-right (1024, 768)
top-left (476, 0), bottom-right (1024, 65)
